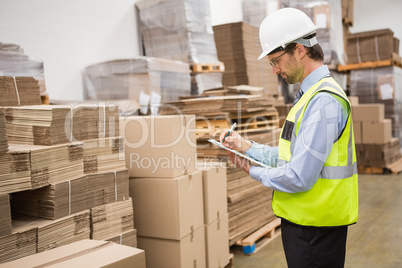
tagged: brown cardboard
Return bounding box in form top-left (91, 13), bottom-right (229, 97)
top-left (120, 115), bottom-right (197, 178)
top-left (137, 226), bottom-right (206, 268)
top-left (362, 119), bottom-right (392, 144)
top-left (0, 239), bottom-right (146, 268)
top-left (353, 121), bottom-right (362, 144)
top-left (356, 138), bottom-right (400, 166)
top-left (348, 96), bottom-right (359, 106)
top-left (377, 75), bottom-right (395, 100)
top-left (0, 194), bottom-right (11, 237)
top-left (205, 214), bottom-right (230, 268)
top-left (346, 29), bottom-right (395, 64)
top-left (197, 162), bottom-right (228, 225)
top-left (351, 104), bottom-right (384, 122)
top-left (129, 170), bottom-right (204, 240)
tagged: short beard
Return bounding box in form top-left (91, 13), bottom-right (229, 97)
top-left (282, 72), bottom-right (300, 84)
top-left (281, 56), bottom-right (302, 84)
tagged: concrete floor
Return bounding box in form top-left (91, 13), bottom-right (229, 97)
top-left (232, 173), bottom-right (402, 268)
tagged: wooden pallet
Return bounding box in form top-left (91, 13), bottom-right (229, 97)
top-left (232, 218), bottom-right (281, 255)
top-left (195, 111), bottom-right (279, 140)
top-left (190, 62), bottom-right (225, 73)
top-left (337, 52), bottom-right (402, 72)
top-left (386, 157), bottom-right (402, 174)
top-left (357, 166), bottom-right (388, 174)
top-left (358, 157), bottom-right (402, 175)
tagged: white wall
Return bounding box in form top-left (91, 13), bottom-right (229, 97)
top-left (209, 0), bottom-right (243, 26)
top-left (0, 0), bottom-right (140, 101)
top-left (0, 0), bottom-right (401, 101)
top-left (350, 0), bottom-right (402, 53)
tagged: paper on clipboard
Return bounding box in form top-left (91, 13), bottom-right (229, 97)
top-left (208, 139), bottom-right (271, 168)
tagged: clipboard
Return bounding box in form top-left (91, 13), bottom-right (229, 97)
top-left (208, 139), bottom-right (271, 168)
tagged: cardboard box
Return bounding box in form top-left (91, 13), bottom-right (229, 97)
top-left (353, 121), bottom-right (362, 144)
top-left (346, 29), bottom-right (396, 64)
top-left (356, 137), bottom-right (400, 166)
top-left (129, 170), bottom-right (204, 240)
top-left (0, 239), bottom-right (146, 268)
top-left (197, 162), bottom-right (228, 225)
top-left (205, 214), bottom-right (230, 268)
top-left (377, 75), bottom-right (395, 100)
top-left (120, 115), bottom-right (197, 178)
top-left (352, 104), bottom-right (384, 122)
top-left (362, 119), bottom-right (392, 144)
top-left (138, 226), bottom-right (206, 268)
top-left (348, 96), bottom-right (359, 106)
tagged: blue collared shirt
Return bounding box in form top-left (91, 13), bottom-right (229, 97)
top-left (246, 65), bottom-right (349, 193)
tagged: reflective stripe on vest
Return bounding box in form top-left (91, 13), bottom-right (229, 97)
top-left (273, 77), bottom-right (358, 227)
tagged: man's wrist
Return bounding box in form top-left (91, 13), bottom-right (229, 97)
top-left (242, 140), bottom-right (253, 152)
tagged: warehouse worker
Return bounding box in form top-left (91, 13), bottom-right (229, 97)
top-left (220, 7), bottom-right (358, 268)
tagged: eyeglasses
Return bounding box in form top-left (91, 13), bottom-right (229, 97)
top-left (269, 50), bottom-right (288, 67)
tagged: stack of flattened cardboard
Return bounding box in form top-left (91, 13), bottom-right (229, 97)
top-left (0, 194), bottom-right (11, 237)
top-left (98, 104), bottom-right (120, 139)
top-left (11, 169), bottom-right (129, 220)
top-left (136, 0), bottom-right (218, 64)
top-left (226, 165), bottom-right (276, 245)
top-left (161, 95), bottom-right (274, 116)
top-left (0, 150), bottom-right (32, 194)
top-left (346, 29), bottom-right (399, 64)
top-left (12, 210), bottom-right (91, 253)
top-left (3, 105), bottom-right (72, 145)
top-left (0, 142), bottom-right (84, 195)
top-left (0, 225), bottom-right (36, 264)
top-left (72, 105), bottom-right (99, 141)
top-left (2, 104), bottom-right (119, 145)
top-left (11, 175), bottom-right (88, 220)
top-left (213, 22), bottom-right (279, 96)
top-left (82, 137), bottom-right (125, 174)
top-left (0, 76), bottom-right (42, 106)
top-left (8, 143), bottom-right (84, 186)
top-left (83, 57), bottom-right (191, 112)
top-left (106, 229), bottom-right (138, 248)
top-left (0, 109), bottom-right (7, 152)
top-left (90, 198), bottom-right (134, 241)
top-left (136, 0), bottom-right (223, 94)
top-left (86, 169), bottom-right (130, 208)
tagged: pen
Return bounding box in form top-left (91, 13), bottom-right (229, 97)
top-left (222, 122), bottom-right (236, 143)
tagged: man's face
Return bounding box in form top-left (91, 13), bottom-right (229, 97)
top-left (268, 46), bottom-right (303, 84)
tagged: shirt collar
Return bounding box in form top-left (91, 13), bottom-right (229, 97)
top-left (300, 65), bottom-right (330, 94)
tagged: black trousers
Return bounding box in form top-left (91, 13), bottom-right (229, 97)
top-left (281, 218), bottom-right (348, 268)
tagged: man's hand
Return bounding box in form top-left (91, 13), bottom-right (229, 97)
top-left (219, 130), bottom-right (252, 152)
top-left (226, 151), bottom-right (252, 174)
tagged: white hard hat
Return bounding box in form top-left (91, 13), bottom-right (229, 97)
top-left (258, 8), bottom-right (318, 60)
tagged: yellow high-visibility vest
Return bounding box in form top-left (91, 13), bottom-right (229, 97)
top-left (273, 77), bottom-right (358, 227)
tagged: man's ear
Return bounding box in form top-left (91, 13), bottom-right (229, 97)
top-left (296, 43), bottom-right (307, 59)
